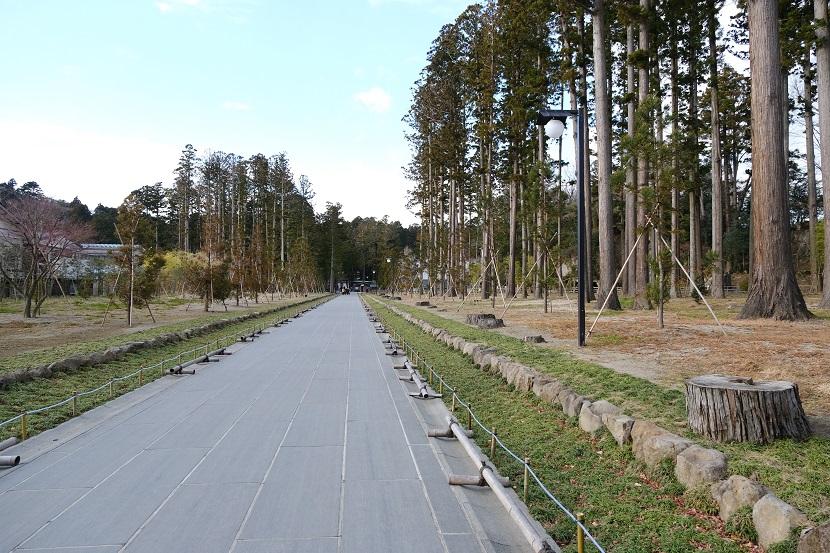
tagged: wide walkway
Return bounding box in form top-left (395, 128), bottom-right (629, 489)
top-left (0, 295), bottom-right (556, 553)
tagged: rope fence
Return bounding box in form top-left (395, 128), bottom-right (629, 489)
top-left (370, 304), bottom-right (605, 553)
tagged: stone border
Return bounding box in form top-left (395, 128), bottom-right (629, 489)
top-left (0, 296), bottom-right (328, 390)
top-left (379, 300), bottom-right (826, 552)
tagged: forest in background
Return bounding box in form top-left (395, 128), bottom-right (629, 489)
top-left (0, 149), bottom-right (417, 319)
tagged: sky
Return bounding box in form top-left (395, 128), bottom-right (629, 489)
top-left (0, 0), bottom-right (472, 226)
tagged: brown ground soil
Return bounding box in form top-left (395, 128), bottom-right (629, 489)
top-left (0, 295), bottom-right (290, 358)
top-left (396, 292), bottom-right (830, 437)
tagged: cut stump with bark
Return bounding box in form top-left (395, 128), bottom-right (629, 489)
top-left (685, 374), bottom-right (811, 444)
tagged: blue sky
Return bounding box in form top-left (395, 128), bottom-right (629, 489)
top-left (1, 0), bottom-right (471, 225)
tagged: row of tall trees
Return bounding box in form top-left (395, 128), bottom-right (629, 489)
top-left (152, 146), bottom-right (415, 304)
top-left (1, 145), bottom-right (418, 317)
top-left (404, 0), bottom-right (829, 320)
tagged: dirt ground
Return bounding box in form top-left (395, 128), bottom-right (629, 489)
top-left (0, 296), bottom-right (291, 358)
top-left (395, 292), bottom-right (830, 437)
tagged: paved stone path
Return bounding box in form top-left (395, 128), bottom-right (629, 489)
top-left (0, 295), bottom-right (556, 552)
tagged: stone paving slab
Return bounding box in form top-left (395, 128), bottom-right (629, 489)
top-left (122, 482), bottom-right (259, 552)
top-left (0, 295), bottom-right (557, 552)
top-left (0, 488), bottom-right (87, 552)
top-left (18, 447), bottom-right (208, 549)
top-left (341, 478), bottom-right (445, 553)
top-left (239, 445), bottom-right (344, 541)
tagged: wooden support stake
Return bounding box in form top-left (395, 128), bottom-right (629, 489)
top-left (490, 428), bottom-right (496, 460)
top-left (21, 412), bottom-right (27, 441)
top-left (577, 512), bottom-right (585, 553)
top-left (73, 392), bottom-right (78, 417)
top-left (523, 457), bottom-right (530, 504)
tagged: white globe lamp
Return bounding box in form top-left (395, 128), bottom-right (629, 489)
top-left (544, 118), bottom-right (565, 139)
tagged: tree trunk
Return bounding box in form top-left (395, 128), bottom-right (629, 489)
top-left (817, 0), bottom-right (830, 307)
top-left (633, 0), bottom-right (651, 310)
top-left (709, 0), bottom-right (725, 298)
top-left (578, 15), bottom-right (595, 303)
top-left (739, 0), bottom-right (813, 320)
top-left (689, 32), bottom-right (702, 293)
top-left (625, 23), bottom-right (638, 298)
top-left (804, 51), bottom-right (819, 294)
top-left (536, 124), bottom-right (545, 300)
top-left (520, 174), bottom-right (527, 299)
top-left (593, 0), bottom-right (620, 310)
top-left (480, 137), bottom-right (490, 300)
top-left (671, 34), bottom-right (681, 298)
top-left (508, 157), bottom-right (518, 297)
top-left (686, 374), bottom-right (811, 444)
top-left (689, 189), bottom-right (701, 290)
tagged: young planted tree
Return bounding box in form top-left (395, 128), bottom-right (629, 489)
top-left (0, 193), bottom-right (91, 318)
top-left (287, 236), bottom-right (321, 294)
top-left (179, 251), bottom-right (232, 311)
top-left (115, 194), bottom-right (145, 327)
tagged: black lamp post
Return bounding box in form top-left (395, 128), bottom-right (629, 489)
top-left (537, 108), bottom-right (587, 346)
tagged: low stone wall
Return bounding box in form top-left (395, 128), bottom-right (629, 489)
top-left (380, 301), bottom-right (824, 552)
top-left (0, 296), bottom-right (328, 390)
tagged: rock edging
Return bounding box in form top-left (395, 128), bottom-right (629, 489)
top-left (380, 301), bottom-right (822, 552)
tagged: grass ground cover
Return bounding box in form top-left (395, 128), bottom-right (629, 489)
top-left (0, 295), bottom-right (329, 441)
top-left (375, 303), bottom-right (830, 551)
top-left (369, 299), bottom-right (757, 552)
top-left (0, 299), bottom-right (307, 375)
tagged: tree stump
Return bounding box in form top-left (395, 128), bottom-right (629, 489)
top-left (685, 374), bottom-right (811, 444)
top-left (465, 314), bottom-right (505, 329)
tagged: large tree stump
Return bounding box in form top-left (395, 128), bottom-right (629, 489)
top-left (466, 314), bottom-right (504, 329)
top-left (685, 374), bottom-right (811, 444)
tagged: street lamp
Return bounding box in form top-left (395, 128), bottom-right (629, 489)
top-left (537, 108), bottom-right (586, 346)
top-left (386, 257), bottom-right (393, 295)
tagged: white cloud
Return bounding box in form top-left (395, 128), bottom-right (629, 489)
top-left (155, 0), bottom-right (208, 14)
top-left (354, 87), bottom-right (391, 114)
top-left (154, 0), bottom-right (253, 24)
top-left (0, 121), bottom-right (180, 209)
top-left (223, 101), bottom-right (251, 110)
top-left (292, 150), bottom-right (415, 225)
